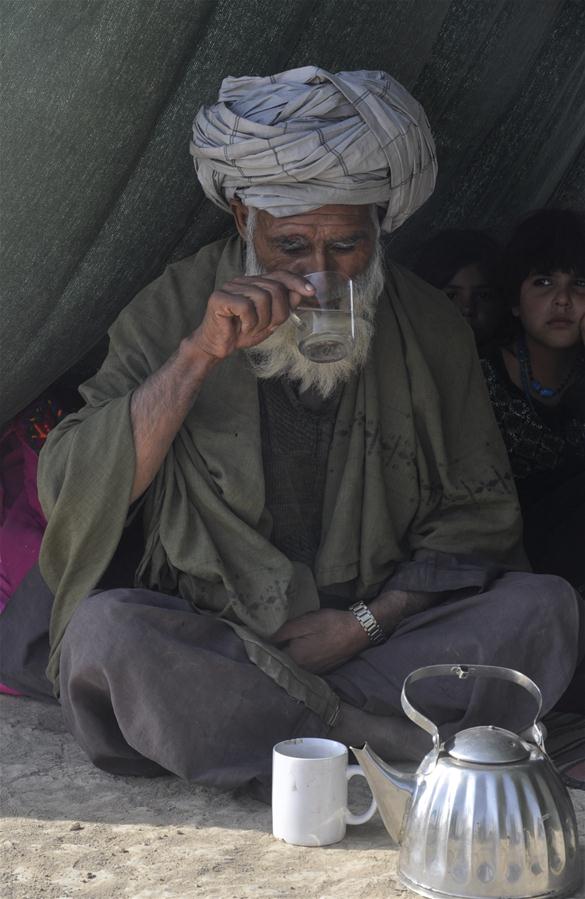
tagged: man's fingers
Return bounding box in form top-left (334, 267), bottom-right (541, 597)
top-left (222, 283), bottom-right (275, 332)
top-left (229, 272), bottom-right (313, 327)
top-left (258, 271), bottom-right (314, 297)
top-left (261, 272), bottom-right (315, 315)
top-left (196, 272), bottom-right (314, 360)
top-left (211, 291), bottom-right (261, 335)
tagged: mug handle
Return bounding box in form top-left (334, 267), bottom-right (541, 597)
top-left (345, 765), bottom-right (377, 826)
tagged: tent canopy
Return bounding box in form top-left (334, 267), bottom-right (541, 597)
top-left (1, 0), bottom-right (584, 424)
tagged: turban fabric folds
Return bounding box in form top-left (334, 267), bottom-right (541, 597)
top-left (190, 66), bottom-right (437, 233)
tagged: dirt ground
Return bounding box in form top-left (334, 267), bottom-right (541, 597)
top-left (1, 696), bottom-right (584, 899)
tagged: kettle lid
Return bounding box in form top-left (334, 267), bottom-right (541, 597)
top-left (445, 725), bottom-right (530, 764)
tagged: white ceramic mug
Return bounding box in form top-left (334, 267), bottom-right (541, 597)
top-left (272, 737), bottom-right (377, 847)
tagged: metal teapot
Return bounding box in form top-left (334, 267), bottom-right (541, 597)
top-left (352, 664), bottom-right (581, 899)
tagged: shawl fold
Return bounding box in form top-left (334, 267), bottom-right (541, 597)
top-left (39, 236), bottom-right (523, 710)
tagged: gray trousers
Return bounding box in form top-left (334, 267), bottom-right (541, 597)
top-left (59, 572), bottom-right (583, 790)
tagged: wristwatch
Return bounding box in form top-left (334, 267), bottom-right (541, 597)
top-left (349, 601), bottom-right (386, 645)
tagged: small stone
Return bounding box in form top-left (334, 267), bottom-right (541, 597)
top-left (86, 873), bottom-right (96, 879)
top-left (69, 823), bottom-right (84, 832)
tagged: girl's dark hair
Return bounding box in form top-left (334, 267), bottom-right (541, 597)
top-left (412, 229), bottom-right (501, 289)
top-left (501, 208), bottom-right (585, 304)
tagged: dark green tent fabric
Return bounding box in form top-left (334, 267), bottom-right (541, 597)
top-left (1, 0), bottom-right (584, 425)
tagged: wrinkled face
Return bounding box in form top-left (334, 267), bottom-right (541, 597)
top-left (443, 264), bottom-right (502, 345)
top-left (233, 203), bottom-right (378, 279)
top-left (234, 202), bottom-right (385, 398)
top-left (514, 270), bottom-right (585, 349)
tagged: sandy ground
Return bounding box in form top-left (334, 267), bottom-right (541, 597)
top-left (1, 696), bottom-right (584, 899)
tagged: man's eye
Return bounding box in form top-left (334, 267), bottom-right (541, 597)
top-left (532, 276), bottom-right (552, 287)
top-left (278, 243), bottom-right (308, 254)
top-left (444, 289), bottom-right (458, 301)
top-left (475, 290), bottom-right (495, 302)
top-left (573, 278), bottom-right (585, 290)
top-left (331, 243), bottom-right (357, 253)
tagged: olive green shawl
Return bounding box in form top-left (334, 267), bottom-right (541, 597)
top-left (38, 236), bottom-right (522, 706)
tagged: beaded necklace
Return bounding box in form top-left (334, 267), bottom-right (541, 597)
top-left (515, 333), bottom-right (577, 404)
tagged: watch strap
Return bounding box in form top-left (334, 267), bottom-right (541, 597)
top-left (349, 601), bottom-right (386, 645)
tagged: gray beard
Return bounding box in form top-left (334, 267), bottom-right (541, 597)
top-left (244, 242), bottom-right (385, 399)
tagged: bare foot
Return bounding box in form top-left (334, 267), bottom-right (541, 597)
top-left (329, 701), bottom-right (432, 762)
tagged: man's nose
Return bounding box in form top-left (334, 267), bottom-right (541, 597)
top-left (299, 247), bottom-right (339, 274)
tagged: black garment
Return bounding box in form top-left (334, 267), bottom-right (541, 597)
top-left (258, 379), bottom-right (340, 570)
top-left (481, 351), bottom-right (585, 504)
top-left (481, 351), bottom-right (585, 591)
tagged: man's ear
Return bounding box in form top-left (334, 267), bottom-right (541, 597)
top-left (230, 199), bottom-right (249, 240)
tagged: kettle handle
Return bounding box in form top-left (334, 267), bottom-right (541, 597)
top-left (401, 664), bottom-right (544, 751)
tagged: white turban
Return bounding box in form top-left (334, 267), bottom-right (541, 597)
top-left (190, 66), bottom-right (437, 233)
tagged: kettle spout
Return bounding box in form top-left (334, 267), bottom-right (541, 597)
top-left (351, 743), bottom-right (416, 845)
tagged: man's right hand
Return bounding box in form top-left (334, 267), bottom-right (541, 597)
top-left (187, 271), bottom-right (315, 361)
top-left (127, 271), bottom-right (313, 502)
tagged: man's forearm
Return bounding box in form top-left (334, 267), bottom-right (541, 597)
top-left (273, 591), bottom-right (450, 675)
top-left (129, 337), bottom-right (219, 502)
top-left (368, 590), bottom-right (448, 639)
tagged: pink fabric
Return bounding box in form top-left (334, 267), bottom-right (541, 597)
top-left (0, 428), bottom-right (47, 695)
top-left (0, 434), bottom-right (46, 609)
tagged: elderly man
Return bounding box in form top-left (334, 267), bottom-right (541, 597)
top-left (38, 67), bottom-right (582, 789)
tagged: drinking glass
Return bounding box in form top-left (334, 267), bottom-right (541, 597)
top-left (292, 271), bottom-right (355, 363)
